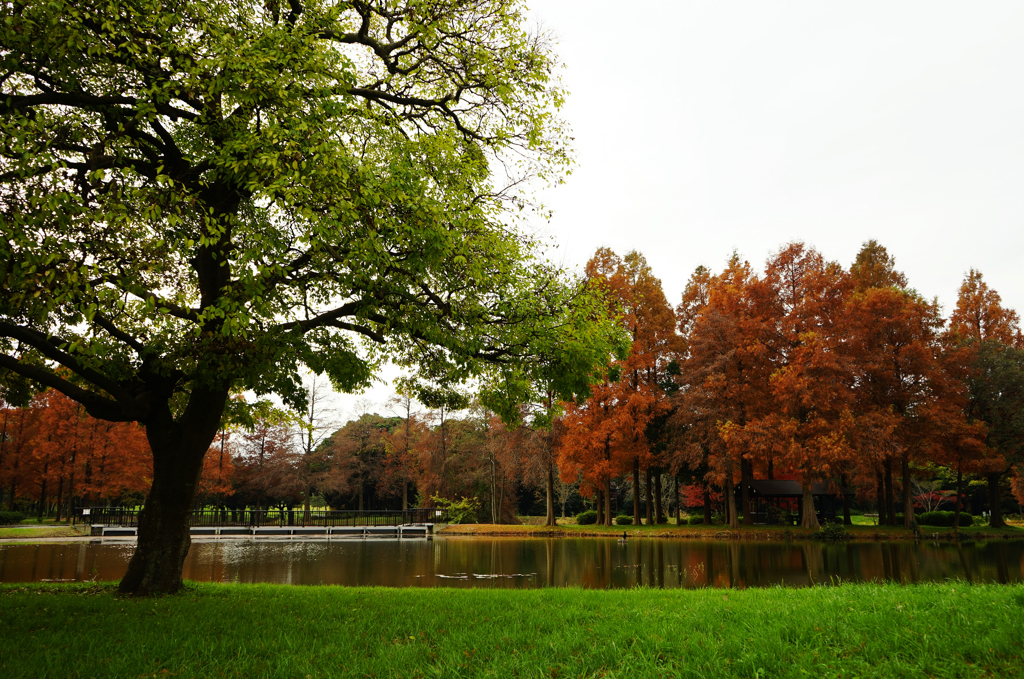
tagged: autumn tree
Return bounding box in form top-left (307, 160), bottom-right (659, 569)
top-left (557, 249), bottom-right (677, 526)
top-left (379, 392), bottom-right (428, 511)
top-left (670, 255), bottom-right (769, 528)
top-left (717, 244), bottom-right (856, 530)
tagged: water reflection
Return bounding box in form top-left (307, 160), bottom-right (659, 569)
top-left (1, 538), bottom-right (1022, 588)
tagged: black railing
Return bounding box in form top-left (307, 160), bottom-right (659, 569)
top-left (80, 507), bottom-right (444, 528)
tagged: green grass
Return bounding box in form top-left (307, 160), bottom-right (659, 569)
top-left (445, 521), bottom-right (1024, 540)
top-left (2, 582), bottom-right (1022, 678)
top-left (0, 525), bottom-right (84, 539)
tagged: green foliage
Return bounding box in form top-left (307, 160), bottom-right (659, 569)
top-left (575, 510), bottom-right (598, 525)
top-left (811, 521), bottom-right (851, 541)
top-left (430, 496), bottom-right (480, 525)
top-left (0, 0), bottom-right (617, 430)
top-left (919, 511), bottom-right (975, 527)
top-left (614, 515), bottom-right (633, 525)
top-left (687, 515), bottom-right (705, 525)
top-left (0, 510), bottom-right (24, 525)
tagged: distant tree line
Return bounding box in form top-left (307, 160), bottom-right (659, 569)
top-left (3, 240), bottom-right (1021, 530)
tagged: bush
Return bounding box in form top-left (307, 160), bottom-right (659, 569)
top-left (430, 495), bottom-right (481, 524)
top-left (687, 515), bottom-right (704, 525)
top-left (614, 515), bottom-right (633, 525)
top-left (918, 511), bottom-right (974, 527)
top-left (576, 510), bottom-right (598, 525)
top-left (812, 521), bottom-right (850, 541)
top-left (0, 510), bottom-right (25, 525)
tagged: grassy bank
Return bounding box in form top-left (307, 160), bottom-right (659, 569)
top-left (443, 521), bottom-right (1024, 541)
top-left (2, 582), bottom-right (1022, 678)
top-left (0, 525), bottom-right (85, 540)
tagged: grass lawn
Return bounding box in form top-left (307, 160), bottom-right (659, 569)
top-left (444, 521), bottom-right (1024, 540)
top-left (0, 525), bottom-right (85, 539)
top-left (1, 582), bottom-right (1022, 678)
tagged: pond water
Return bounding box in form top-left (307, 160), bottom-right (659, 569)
top-left (2, 538), bottom-right (1022, 589)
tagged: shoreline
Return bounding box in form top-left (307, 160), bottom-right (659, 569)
top-left (439, 522), bottom-right (1024, 542)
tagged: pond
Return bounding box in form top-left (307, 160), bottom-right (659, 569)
top-left (2, 537), bottom-right (1022, 588)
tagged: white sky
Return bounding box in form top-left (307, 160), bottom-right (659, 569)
top-left (334, 0), bottom-right (1024, 420)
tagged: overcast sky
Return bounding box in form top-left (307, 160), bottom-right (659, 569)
top-left (527, 0), bottom-right (1024, 309)
top-left (335, 0), bottom-right (1024, 419)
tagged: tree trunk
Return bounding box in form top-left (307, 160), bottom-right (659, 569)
top-left (703, 485), bottom-right (712, 525)
top-left (953, 467), bottom-right (963, 530)
top-left (841, 474), bottom-right (852, 526)
top-left (604, 477), bottom-right (612, 527)
top-left (674, 476), bottom-right (681, 523)
top-left (876, 471), bottom-right (886, 526)
top-left (800, 484), bottom-right (820, 530)
top-left (118, 386), bottom-right (227, 596)
top-left (988, 471), bottom-right (1006, 528)
top-left (883, 458), bottom-right (896, 526)
top-left (654, 472), bottom-right (664, 523)
top-left (741, 457), bottom-right (753, 525)
top-left (545, 457), bottom-right (556, 527)
top-left (725, 462), bottom-right (738, 529)
top-left (902, 453), bottom-right (914, 529)
top-left (632, 458), bottom-right (641, 526)
top-left (402, 480), bottom-right (408, 512)
top-left (596, 489), bottom-right (604, 526)
top-left (644, 467), bottom-right (653, 526)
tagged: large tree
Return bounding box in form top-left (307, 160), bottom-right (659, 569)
top-left (0, 0), bottom-right (609, 593)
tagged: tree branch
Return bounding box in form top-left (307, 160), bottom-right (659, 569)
top-left (0, 354), bottom-right (130, 422)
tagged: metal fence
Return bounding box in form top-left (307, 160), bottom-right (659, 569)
top-left (80, 507), bottom-right (444, 528)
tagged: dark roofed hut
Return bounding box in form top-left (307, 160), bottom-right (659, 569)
top-left (739, 481), bottom-right (852, 525)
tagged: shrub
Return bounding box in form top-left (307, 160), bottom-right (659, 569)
top-left (687, 515), bottom-right (704, 525)
top-left (0, 510), bottom-right (25, 525)
top-left (576, 510), bottom-right (598, 525)
top-left (614, 515), bottom-right (633, 525)
top-left (430, 495), bottom-right (481, 524)
top-left (812, 521), bottom-right (850, 541)
top-left (918, 511), bottom-right (974, 527)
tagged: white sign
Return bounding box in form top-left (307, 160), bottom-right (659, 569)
top-left (81, 509), bottom-right (91, 516)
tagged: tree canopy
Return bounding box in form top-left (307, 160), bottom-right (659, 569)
top-left (0, 0), bottom-right (616, 594)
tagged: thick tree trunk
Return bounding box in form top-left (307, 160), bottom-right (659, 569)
top-left (632, 459), bottom-right (641, 526)
top-left (902, 453), bottom-right (914, 529)
top-left (703, 485), bottom-right (712, 525)
top-left (596, 489), bottom-right (604, 526)
top-left (740, 457), bottom-right (753, 525)
top-left (644, 467), bottom-right (653, 525)
top-left (883, 459), bottom-right (896, 526)
top-left (674, 476), bottom-right (681, 523)
top-left (800, 484), bottom-right (820, 531)
top-left (988, 471), bottom-right (1006, 528)
top-left (402, 480), bottom-right (408, 512)
top-left (841, 474), bottom-right (852, 526)
top-left (604, 477), bottom-right (612, 527)
top-left (875, 471), bottom-right (886, 526)
top-left (118, 386), bottom-right (227, 596)
top-left (654, 473), bottom-right (663, 524)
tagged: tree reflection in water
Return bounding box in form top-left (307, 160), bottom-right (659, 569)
top-left (1, 538), bottom-right (1022, 588)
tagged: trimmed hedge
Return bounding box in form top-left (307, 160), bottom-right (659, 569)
top-left (614, 515), bottom-right (633, 525)
top-left (918, 510), bottom-right (974, 527)
top-left (686, 515), bottom-right (704, 525)
top-left (0, 510), bottom-right (25, 525)
top-left (576, 510), bottom-right (598, 525)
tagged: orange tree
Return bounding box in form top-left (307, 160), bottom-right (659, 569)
top-left (949, 270), bottom-right (1024, 527)
top-left (557, 249), bottom-right (677, 526)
